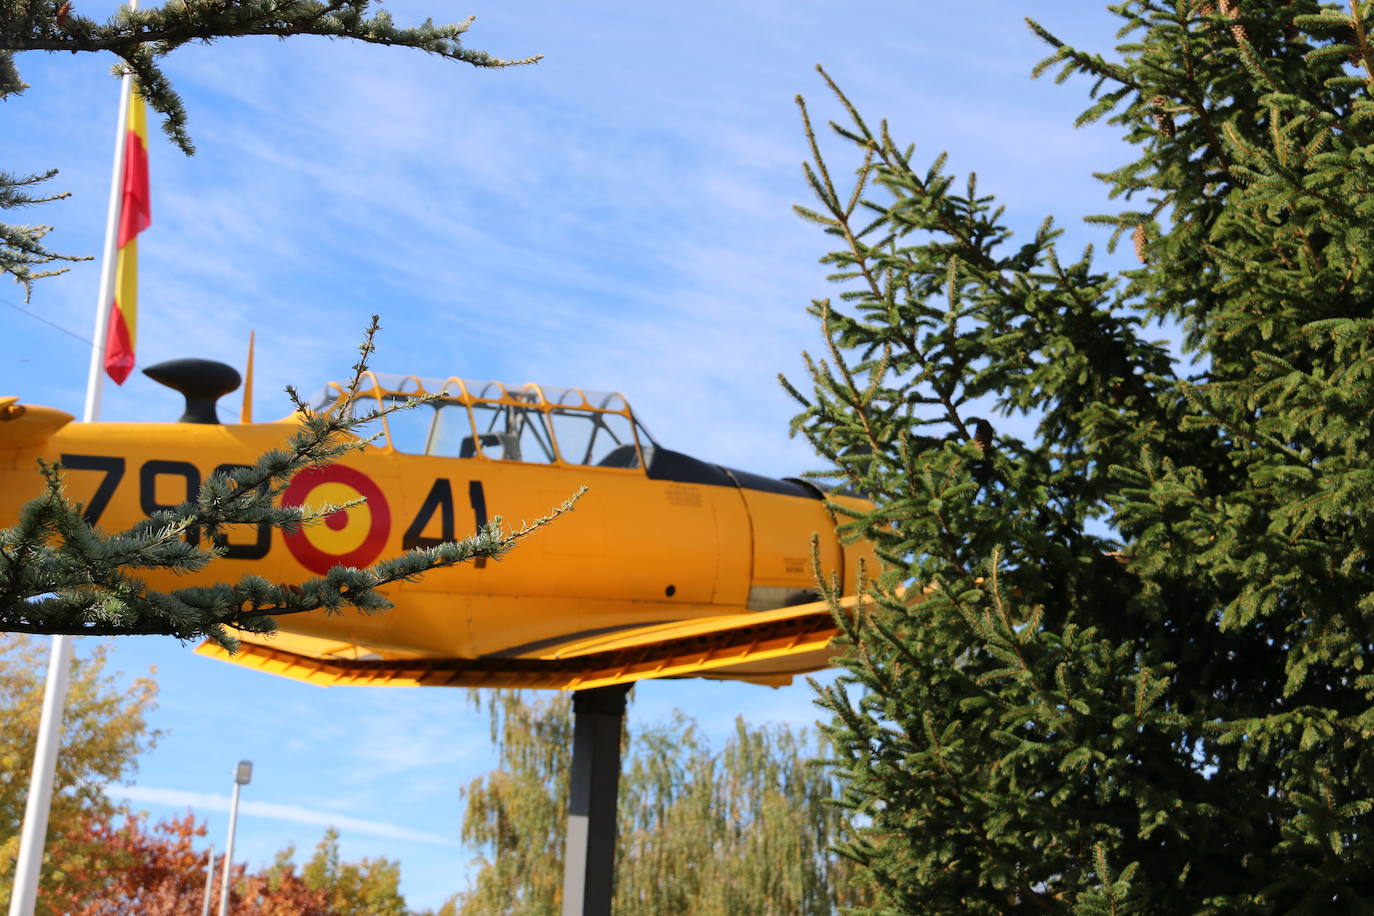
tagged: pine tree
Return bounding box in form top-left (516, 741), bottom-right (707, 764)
top-left (0, 0), bottom-right (539, 299)
top-left (448, 691), bottom-right (871, 915)
top-left (786, 2), bottom-right (1374, 911)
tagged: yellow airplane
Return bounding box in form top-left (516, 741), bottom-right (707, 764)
top-left (0, 358), bottom-right (875, 691)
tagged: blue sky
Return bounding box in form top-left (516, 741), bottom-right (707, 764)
top-left (4, 1), bottom-right (1139, 908)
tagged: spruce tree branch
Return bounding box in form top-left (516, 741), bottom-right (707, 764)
top-left (818, 302), bottom-right (883, 460)
top-left (1222, 6), bottom-right (1286, 95)
top-left (1221, 121), bottom-right (1357, 219)
top-left (1347, 0), bottom-right (1374, 84)
top-left (796, 86), bottom-right (889, 465)
top-left (5, 4), bottom-right (535, 62)
top-left (0, 168), bottom-right (67, 208)
top-left (796, 85), bottom-right (888, 308)
top-left (0, 317), bottom-right (573, 645)
top-left (6, 494), bottom-right (580, 636)
top-left (1, 170), bottom-right (93, 299)
top-left (2, 0), bottom-right (539, 290)
top-left (1177, 22), bottom-right (1235, 176)
top-left (1025, 17), bottom-right (1140, 91)
top-left (920, 708), bottom-right (1058, 912)
top-left (903, 340), bottom-right (972, 444)
top-left (802, 71), bottom-right (984, 444)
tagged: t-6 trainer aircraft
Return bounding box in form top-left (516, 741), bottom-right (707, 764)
top-left (0, 359), bottom-right (875, 691)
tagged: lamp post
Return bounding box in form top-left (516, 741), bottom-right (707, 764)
top-left (217, 761), bottom-right (252, 916)
top-left (200, 844), bottom-right (215, 916)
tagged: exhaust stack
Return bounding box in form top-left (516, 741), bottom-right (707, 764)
top-left (142, 358), bottom-right (241, 424)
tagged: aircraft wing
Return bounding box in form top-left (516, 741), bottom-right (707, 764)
top-left (194, 594), bottom-right (887, 690)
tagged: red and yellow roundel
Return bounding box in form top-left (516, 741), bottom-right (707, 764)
top-left (281, 465), bottom-right (391, 575)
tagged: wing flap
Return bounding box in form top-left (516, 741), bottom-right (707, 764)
top-left (193, 594), bottom-right (881, 690)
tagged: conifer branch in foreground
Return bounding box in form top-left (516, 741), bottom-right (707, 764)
top-left (0, 317), bottom-right (578, 650)
top-left (0, 0), bottom-right (539, 298)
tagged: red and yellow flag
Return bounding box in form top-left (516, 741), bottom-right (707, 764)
top-left (105, 85), bottom-right (151, 385)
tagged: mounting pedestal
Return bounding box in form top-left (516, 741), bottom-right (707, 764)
top-left (561, 684), bottom-right (631, 916)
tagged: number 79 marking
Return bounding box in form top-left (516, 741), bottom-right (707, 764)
top-left (59, 454), bottom-right (125, 526)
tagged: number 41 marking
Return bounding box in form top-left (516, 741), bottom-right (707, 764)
top-left (402, 479), bottom-right (489, 568)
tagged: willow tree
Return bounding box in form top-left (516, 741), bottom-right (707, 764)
top-left (788, 1), bottom-right (1374, 912)
top-left (448, 691), bottom-right (871, 915)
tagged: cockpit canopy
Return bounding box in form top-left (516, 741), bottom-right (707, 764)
top-left (308, 372), bottom-right (656, 469)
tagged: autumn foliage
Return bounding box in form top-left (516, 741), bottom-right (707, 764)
top-left (66, 812), bottom-right (209, 916)
top-left (0, 637), bottom-right (158, 915)
top-left (59, 811), bottom-right (328, 916)
top-left (1, 636), bottom-right (412, 915)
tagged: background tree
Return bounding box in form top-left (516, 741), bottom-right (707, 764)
top-left (233, 854), bottom-right (330, 916)
top-left (613, 713), bottom-right (871, 915)
top-left (448, 690), bottom-right (871, 915)
top-left (0, 0), bottom-right (539, 298)
top-left (70, 811), bottom-right (217, 916)
top-left (449, 691), bottom-right (572, 916)
top-left (0, 635), bottom-right (158, 914)
top-left (297, 826), bottom-right (408, 916)
top-left (787, 1), bottom-right (1374, 911)
top-left (0, 636), bottom-right (416, 914)
top-left (60, 811), bottom-right (417, 915)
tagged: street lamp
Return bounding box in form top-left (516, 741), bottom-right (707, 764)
top-left (200, 844), bottom-right (215, 916)
top-left (217, 761), bottom-right (252, 916)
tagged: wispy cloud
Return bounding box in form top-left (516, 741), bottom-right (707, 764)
top-left (341, 693), bottom-right (481, 782)
top-left (105, 785), bottom-right (457, 846)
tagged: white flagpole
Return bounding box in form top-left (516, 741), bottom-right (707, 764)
top-left (8, 3), bottom-right (138, 912)
top-left (82, 21), bottom-right (135, 425)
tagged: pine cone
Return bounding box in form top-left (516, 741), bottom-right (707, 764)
top-left (973, 419), bottom-right (994, 454)
top-left (1218, 0), bottom-right (1248, 43)
top-left (1149, 96), bottom-right (1176, 138)
top-left (1133, 225), bottom-right (1149, 264)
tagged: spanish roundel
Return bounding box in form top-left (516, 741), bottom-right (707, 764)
top-left (280, 465), bottom-right (391, 575)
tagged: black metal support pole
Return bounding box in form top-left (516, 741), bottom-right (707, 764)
top-left (561, 683), bottom-right (631, 916)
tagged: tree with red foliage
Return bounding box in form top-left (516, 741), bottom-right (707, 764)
top-left (234, 851), bottom-right (332, 916)
top-left (68, 811), bottom-right (330, 916)
top-left (69, 811), bottom-right (205, 916)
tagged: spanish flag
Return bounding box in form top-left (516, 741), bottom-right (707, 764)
top-left (104, 85), bottom-right (150, 385)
